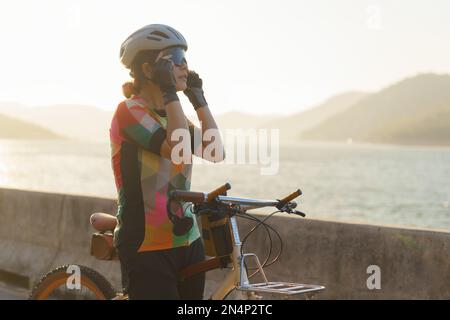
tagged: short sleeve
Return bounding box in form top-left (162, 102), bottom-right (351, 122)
top-left (115, 101), bottom-right (166, 155)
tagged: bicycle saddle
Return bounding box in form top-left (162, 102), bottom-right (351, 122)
top-left (90, 212), bottom-right (117, 232)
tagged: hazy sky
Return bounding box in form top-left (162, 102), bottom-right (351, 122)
top-left (0, 0), bottom-right (449, 114)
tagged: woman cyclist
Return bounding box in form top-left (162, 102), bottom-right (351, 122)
top-left (110, 24), bottom-right (225, 299)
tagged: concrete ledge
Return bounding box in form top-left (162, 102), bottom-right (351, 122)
top-left (0, 187), bottom-right (449, 299)
top-left (0, 188), bottom-right (121, 289)
top-left (229, 215), bottom-right (450, 299)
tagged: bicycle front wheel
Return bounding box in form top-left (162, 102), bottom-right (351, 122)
top-left (29, 265), bottom-right (116, 300)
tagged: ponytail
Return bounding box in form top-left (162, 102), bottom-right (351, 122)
top-left (122, 80), bottom-right (140, 98)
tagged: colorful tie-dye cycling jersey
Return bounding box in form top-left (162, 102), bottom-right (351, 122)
top-left (110, 96), bottom-right (200, 252)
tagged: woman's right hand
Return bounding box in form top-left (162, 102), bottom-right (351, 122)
top-left (183, 70), bottom-right (208, 110)
top-left (150, 57), bottom-right (180, 106)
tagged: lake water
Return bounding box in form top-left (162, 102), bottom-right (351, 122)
top-left (0, 139), bottom-right (449, 231)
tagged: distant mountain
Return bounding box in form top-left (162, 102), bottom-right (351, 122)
top-left (371, 104), bottom-right (450, 145)
top-left (258, 92), bottom-right (368, 139)
top-left (0, 103), bottom-right (279, 142)
top-left (301, 73), bottom-right (450, 146)
top-left (5, 73), bottom-right (448, 146)
top-left (0, 103), bottom-right (113, 142)
top-left (0, 112), bottom-right (62, 139)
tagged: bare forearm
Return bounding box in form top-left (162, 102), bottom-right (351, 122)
top-left (165, 101), bottom-right (189, 148)
top-left (196, 106), bottom-right (225, 157)
top-left (196, 105), bottom-right (218, 131)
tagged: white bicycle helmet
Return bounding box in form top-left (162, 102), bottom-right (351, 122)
top-left (120, 24), bottom-right (188, 69)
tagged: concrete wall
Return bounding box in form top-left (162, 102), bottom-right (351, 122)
top-left (217, 216), bottom-right (450, 299)
top-left (0, 188), bottom-right (121, 290)
top-left (0, 187), bottom-right (449, 299)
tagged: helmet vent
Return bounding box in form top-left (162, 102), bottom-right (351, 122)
top-left (150, 30), bottom-right (170, 39)
top-left (146, 36), bottom-right (162, 41)
top-left (166, 26), bottom-right (182, 40)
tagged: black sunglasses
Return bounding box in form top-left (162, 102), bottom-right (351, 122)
top-left (160, 47), bottom-right (187, 66)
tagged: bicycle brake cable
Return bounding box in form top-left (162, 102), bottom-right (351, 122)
top-left (247, 214), bottom-right (283, 268)
top-left (237, 215), bottom-right (283, 280)
top-left (237, 212), bottom-right (274, 271)
top-left (238, 209), bottom-right (284, 278)
top-left (240, 211), bottom-right (281, 279)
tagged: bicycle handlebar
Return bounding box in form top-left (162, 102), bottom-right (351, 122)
top-left (168, 182), bottom-right (304, 215)
top-left (278, 189), bottom-right (302, 205)
top-left (206, 182), bottom-right (231, 202)
top-left (169, 190), bottom-right (206, 203)
top-left (166, 182), bottom-right (305, 237)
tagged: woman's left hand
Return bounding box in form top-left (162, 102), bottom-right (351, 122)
top-left (183, 71), bottom-right (208, 110)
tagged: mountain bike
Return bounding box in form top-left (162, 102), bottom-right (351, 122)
top-left (29, 183), bottom-right (325, 300)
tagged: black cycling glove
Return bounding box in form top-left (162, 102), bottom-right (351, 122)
top-left (183, 71), bottom-right (208, 110)
top-left (150, 58), bottom-right (179, 105)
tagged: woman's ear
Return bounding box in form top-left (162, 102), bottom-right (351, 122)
top-left (141, 62), bottom-right (152, 79)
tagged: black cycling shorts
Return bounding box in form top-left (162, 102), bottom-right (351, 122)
top-left (117, 238), bottom-right (206, 300)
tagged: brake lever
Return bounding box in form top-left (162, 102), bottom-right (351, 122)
top-left (277, 201), bottom-right (306, 217)
top-left (293, 210), bottom-right (306, 217)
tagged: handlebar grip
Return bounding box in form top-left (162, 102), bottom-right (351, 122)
top-left (206, 182), bottom-right (231, 202)
top-left (279, 189), bottom-right (302, 204)
top-left (169, 190), bottom-right (206, 204)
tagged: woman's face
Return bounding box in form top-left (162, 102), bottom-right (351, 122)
top-left (156, 48), bottom-right (189, 92)
top-left (173, 63), bottom-right (188, 91)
